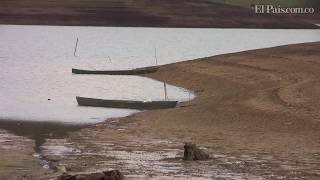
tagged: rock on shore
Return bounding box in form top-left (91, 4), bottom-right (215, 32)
top-left (183, 143), bottom-right (210, 161)
top-left (58, 170), bottom-right (124, 180)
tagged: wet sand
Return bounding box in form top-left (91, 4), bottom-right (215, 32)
top-left (0, 129), bottom-right (52, 180)
top-left (1, 42), bottom-right (320, 179)
top-left (0, 121), bottom-right (84, 179)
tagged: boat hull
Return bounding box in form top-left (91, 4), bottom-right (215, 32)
top-left (72, 66), bottom-right (159, 75)
top-left (76, 96), bottom-right (178, 110)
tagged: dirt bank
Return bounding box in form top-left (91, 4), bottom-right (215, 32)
top-left (1, 42), bottom-right (320, 179)
top-left (0, 0), bottom-right (318, 29)
top-left (37, 42), bottom-right (320, 179)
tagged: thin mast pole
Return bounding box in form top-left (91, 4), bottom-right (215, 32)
top-left (154, 47), bottom-right (158, 65)
top-left (74, 37), bottom-right (79, 57)
top-left (164, 82), bottom-right (167, 101)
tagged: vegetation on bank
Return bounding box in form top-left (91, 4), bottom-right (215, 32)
top-left (0, 0), bottom-right (318, 28)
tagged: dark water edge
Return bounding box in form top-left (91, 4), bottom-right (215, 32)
top-left (0, 119), bottom-right (86, 153)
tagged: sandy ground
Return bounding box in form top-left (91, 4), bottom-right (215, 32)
top-left (46, 42), bottom-right (320, 179)
top-left (1, 42), bottom-right (320, 179)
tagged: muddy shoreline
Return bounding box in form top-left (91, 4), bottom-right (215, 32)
top-left (1, 42), bottom-right (320, 179)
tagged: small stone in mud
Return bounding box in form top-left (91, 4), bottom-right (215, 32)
top-left (76, 173), bottom-right (105, 180)
top-left (55, 165), bottom-right (67, 173)
top-left (183, 142), bottom-right (209, 161)
top-left (104, 170), bottom-right (124, 180)
top-left (58, 170), bottom-right (124, 180)
top-left (58, 173), bottom-right (74, 180)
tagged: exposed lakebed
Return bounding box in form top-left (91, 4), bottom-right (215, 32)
top-left (1, 25), bottom-right (320, 179)
top-left (0, 25), bottom-right (319, 148)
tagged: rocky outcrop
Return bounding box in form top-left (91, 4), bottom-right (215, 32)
top-left (58, 170), bottom-right (124, 180)
top-left (183, 143), bottom-right (209, 161)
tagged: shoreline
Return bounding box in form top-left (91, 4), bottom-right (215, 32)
top-left (1, 42), bottom-right (320, 179)
top-left (48, 42), bottom-right (320, 179)
top-left (0, 23), bottom-right (319, 29)
top-left (2, 24), bottom-right (320, 30)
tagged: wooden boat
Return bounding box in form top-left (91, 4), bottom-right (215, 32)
top-left (72, 66), bottom-right (159, 75)
top-left (76, 96), bottom-right (178, 110)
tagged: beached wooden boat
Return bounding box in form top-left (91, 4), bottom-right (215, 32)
top-left (72, 66), bottom-right (159, 75)
top-left (76, 96), bottom-right (178, 110)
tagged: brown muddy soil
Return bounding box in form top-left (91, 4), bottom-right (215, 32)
top-left (0, 0), bottom-right (318, 28)
top-left (0, 130), bottom-right (53, 180)
top-left (1, 42), bottom-right (320, 179)
top-left (41, 42), bottom-right (320, 179)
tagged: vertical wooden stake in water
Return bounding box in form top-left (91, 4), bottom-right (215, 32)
top-left (164, 82), bottom-right (168, 100)
top-left (154, 47), bottom-right (158, 65)
top-left (74, 37), bottom-right (79, 57)
top-left (107, 56), bottom-right (112, 62)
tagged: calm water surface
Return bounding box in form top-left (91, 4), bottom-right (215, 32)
top-left (0, 25), bottom-right (319, 124)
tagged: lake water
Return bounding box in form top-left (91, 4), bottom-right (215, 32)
top-left (1, 25), bottom-right (319, 124)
